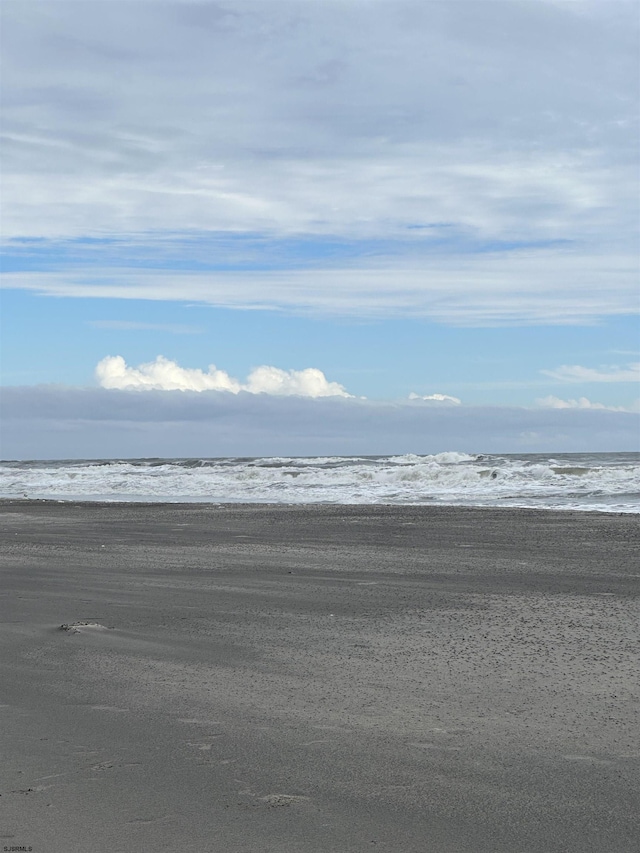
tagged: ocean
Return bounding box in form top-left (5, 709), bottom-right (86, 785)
top-left (1, 452), bottom-right (639, 512)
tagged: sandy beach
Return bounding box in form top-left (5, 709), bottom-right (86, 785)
top-left (1, 500), bottom-right (638, 852)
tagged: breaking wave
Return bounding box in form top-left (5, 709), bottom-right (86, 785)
top-left (1, 452), bottom-right (639, 512)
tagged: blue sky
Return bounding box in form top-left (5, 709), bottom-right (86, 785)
top-left (1, 0), bottom-right (638, 456)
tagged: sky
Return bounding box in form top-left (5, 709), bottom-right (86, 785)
top-left (1, 0), bottom-right (639, 458)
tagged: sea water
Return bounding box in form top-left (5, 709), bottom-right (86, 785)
top-left (1, 452), bottom-right (639, 512)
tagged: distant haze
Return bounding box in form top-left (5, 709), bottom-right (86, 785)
top-left (3, 387), bottom-right (637, 459)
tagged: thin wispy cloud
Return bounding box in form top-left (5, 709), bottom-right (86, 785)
top-left (2, 1), bottom-right (637, 326)
top-left (542, 363), bottom-right (640, 383)
top-left (89, 321), bottom-right (202, 335)
top-left (4, 245), bottom-right (637, 324)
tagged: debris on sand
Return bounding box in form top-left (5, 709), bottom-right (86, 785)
top-left (59, 621), bottom-right (113, 634)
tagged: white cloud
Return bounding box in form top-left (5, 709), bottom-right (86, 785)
top-left (242, 365), bottom-right (350, 398)
top-left (4, 245), bottom-right (637, 324)
top-left (408, 392), bottom-right (461, 405)
top-left (3, 148), bottom-right (633, 245)
top-left (0, 0), bottom-right (637, 337)
top-left (96, 355), bottom-right (240, 393)
top-left (536, 395), bottom-right (638, 412)
top-left (1, 1), bottom-right (637, 299)
top-left (542, 362), bottom-right (640, 383)
top-left (95, 355), bottom-right (351, 397)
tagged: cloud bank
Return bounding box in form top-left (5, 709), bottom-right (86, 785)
top-left (96, 355), bottom-right (351, 397)
top-left (3, 386), bottom-right (637, 459)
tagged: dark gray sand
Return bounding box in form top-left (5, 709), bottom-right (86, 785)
top-left (1, 501), bottom-right (638, 853)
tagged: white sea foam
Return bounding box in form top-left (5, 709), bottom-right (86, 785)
top-left (1, 453), bottom-right (639, 512)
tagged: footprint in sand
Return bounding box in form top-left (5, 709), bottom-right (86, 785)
top-left (185, 741), bottom-right (218, 751)
top-left (562, 754), bottom-right (611, 764)
top-left (90, 705), bottom-right (129, 713)
top-left (238, 787), bottom-right (309, 808)
top-left (178, 718), bottom-right (223, 726)
top-left (259, 794), bottom-right (309, 807)
top-left (409, 741), bottom-right (461, 752)
top-left (126, 815), bottom-right (172, 825)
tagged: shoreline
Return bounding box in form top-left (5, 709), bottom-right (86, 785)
top-left (1, 497), bottom-right (637, 515)
top-left (2, 501), bottom-right (639, 851)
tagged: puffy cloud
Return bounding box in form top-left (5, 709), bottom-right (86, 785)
top-left (96, 355), bottom-right (240, 393)
top-left (408, 392), bottom-right (461, 405)
top-left (242, 365), bottom-right (350, 398)
top-left (95, 355), bottom-right (351, 397)
top-left (537, 395), bottom-right (639, 413)
top-left (541, 363), bottom-right (640, 383)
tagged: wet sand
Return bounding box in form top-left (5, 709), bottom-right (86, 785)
top-left (1, 501), bottom-right (639, 852)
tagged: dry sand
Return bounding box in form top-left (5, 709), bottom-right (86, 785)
top-left (1, 501), bottom-right (638, 852)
